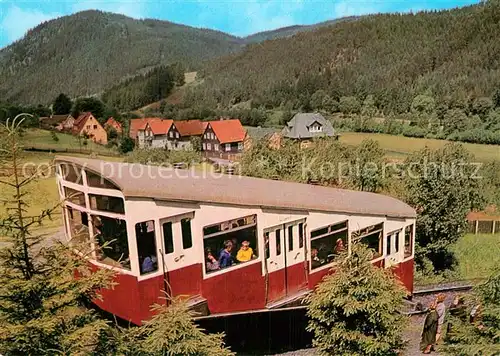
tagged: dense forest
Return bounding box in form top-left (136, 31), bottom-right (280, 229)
top-left (102, 65), bottom-right (185, 111)
top-left (193, 2), bottom-right (500, 114)
top-left (0, 10), bottom-right (243, 104)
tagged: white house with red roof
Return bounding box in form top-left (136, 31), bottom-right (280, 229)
top-left (201, 118), bottom-right (247, 159)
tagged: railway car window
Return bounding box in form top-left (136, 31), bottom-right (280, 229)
top-left (60, 163), bottom-right (83, 184)
top-left (395, 232), bottom-right (400, 253)
top-left (353, 223), bottom-right (383, 259)
top-left (310, 221), bottom-right (348, 270)
top-left (162, 222), bottom-right (174, 254)
top-left (66, 207), bottom-right (91, 248)
top-left (288, 226), bottom-right (294, 251)
top-left (136, 220), bottom-right (158, 275)
top-left (181, 218), bottom-right (193, 249)
top-left (64, 187), bottom-right (85, 207)
top-left (86, 170), bottom-right (119, 190)
top-left (276, 229), bottom-right (281, 256)
top-left (404, 225), bottom-right (413, 258)
top-left (386, 235), bottom-right (391, 255)
top-left (203, 214), bottom-right (258, 274)
top-left (89, 194), bottom-right (125, 214)
top-left (92, 215), bottom-right (130, 270)
top-left (265, 232), bottom-right (270, 259)
top-left (299, 223), bottom-right (304, 249)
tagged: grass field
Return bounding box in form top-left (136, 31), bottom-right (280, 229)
top-left (340, 132), bottom-right (500, 162)
top-left (20, 128), bottom-right (118, 155)
top-left (452, 233), bottom-right (500, 280)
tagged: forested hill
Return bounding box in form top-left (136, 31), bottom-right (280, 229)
top-left (194, 2), bottom-right (500, 114)
top-left (0, 10), bottom-right (244, 104)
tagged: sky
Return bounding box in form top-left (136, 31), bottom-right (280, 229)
top-left (0, 0), bottom-right (481, 48)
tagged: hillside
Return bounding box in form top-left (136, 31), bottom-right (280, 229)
top-left (193, 3), bottom-right (500, 114)
top-left (0, 10), bottom-right (243, 104)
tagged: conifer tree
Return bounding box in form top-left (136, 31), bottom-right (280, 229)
top-left (305, 243), bottom-right (408, 356)
top-left (109, 296), bottom-right (234, 356)
top-left (53, 93), bottom-right (72, 115)
top-left (443, 267), bottom-right (500, 355)
top-left (0, 115), bottom-right (113, 355)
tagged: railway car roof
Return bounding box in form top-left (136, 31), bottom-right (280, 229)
top-left (55, 156), bottom-right (416, 219)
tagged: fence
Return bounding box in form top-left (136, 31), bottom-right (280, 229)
top-left (467, 219), bottom-right (500, 234)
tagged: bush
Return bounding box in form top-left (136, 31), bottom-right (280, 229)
top-left (50, 131), bottom-right (59, 142)
top-left (402, 125), bottom-right (428, 138)
top-left (119, 137), bottom-right (135, 153)
top-left (125, 148), bottom-right (201, 167)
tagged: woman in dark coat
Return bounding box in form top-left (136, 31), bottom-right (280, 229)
top-left (421, 302), bottom-right (438, 354)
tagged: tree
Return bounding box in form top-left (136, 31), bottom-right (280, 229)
top-left (493, 88), bottom-right (500, 108)
top-left (404, 143), bottom-right (484, 271)
top-left (471, 96), bottom-right (493, 118)
top-left (119, 136), bottom-right (135, 153)
top-left (310, 90), bottom-right (326, 111)
top-left (349, 139), bottom-right (385, 192)
top-left (52, 93), bottom-right (72, 114)
top-left (339, 96), bottom-right (361, 115)
top-left (72, 96), bottom-right (105, 119)
top-left (322, 95), bottom-right (338, 113)
top-left (442, 108), bottom-right (469, 135)
top-left (190, 136), bottom-right (202, 152)
top-left (443, 267), bottom-right (500, 355)
top-left (0, 115), bottom-right (113, 355)
top-left (305, 243), bottom-right (408, 356)
top-left (110, 296), bottom-right (234, 355)
top-left (361, 94), bottom-right (377, 118)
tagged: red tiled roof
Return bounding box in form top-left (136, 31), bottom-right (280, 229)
top-left (73, 112), bottom-right (93, 133)
top-left (105, 117), bottom-right (122, 131)
top-left (148, 119), bottom-right (173, 135)
top-left (174, 120), bottom-right (206, 137)
top-left (129, 118), bottom-right (150, 139)
top-left (208, 119), bottom-right (246, 144)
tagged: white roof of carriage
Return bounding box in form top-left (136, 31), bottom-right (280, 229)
top-left (55, 156), bottom-right (416, 219)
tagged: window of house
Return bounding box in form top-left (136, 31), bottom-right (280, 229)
top-left (202, 143), bottom-right (206, 150)
top-left (162, 222), bottom-right (174, 255)
top-left (89, 194), bottom-right (125, 214)
top-left (225, 143), bottom-right (231, 152)
top-left (203, 214), bottom-right (258, 274)
top-left (136, 220), bottom-right (158, 275)
top-left (214, 144), bottom-right (219, 151)
top-left (207, 143), bottom-right (212, 150)
top-left (92, 215), bottom-right (130, 270)
top-left (64, 187), bottom-right (85, 207)
top-left (181, 218), bottom-right (193, 249)
top-left (288, 225), bottom-right (294, 251)
top-left (86, 125), bottom-right (90, 130)
top-left (66, 206), bottom-right (90, 247)
top-left (404, 225), bottom-right (413, 258)
top-left (93, 125), bottom-right (97, 130)
top-left (86, 170), bottom-right (119, 189)
top-left (353, 223), bottom-right (383, 259)
top-left (238, 142), bottom-right (243, 151)
top-left (310, 221), bottom-right (348, 270)
top-left (169, 131), bottom-right (174, 138)
top-left (299, 223), bottom-right (304, 249)
top-left (60, 163), bottom-right (83, 184)
top-left (175, 132), bottom-right (179, 139)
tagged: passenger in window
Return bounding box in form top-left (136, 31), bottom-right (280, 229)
top-left (311, 248), bottom-right (323, 269)
top-left (206, 249), bottom-right (220, 272)
top-left (335, 238), bottom-right (345, 253)
top-left (219, 240), bottom-right (234, 268)
top-left (236, 241), bottom-right (255, 262)
top-left (230, 238), bottom-right (239, 260)
top-left (141, 255), bottom-right (157, 274)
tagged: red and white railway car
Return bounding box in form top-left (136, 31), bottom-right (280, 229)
top-left (55, 157), bottom-right (416, 325)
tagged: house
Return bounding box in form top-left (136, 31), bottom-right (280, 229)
top-left (72, 112), bottom-right (107, 144)
top-left (201, 119), bottom-right (247, 159)
top-left (137, 119), bottom-right (176, 149)
top-left (282, 113), bottom-right (337, 147)
top-left (39, 114), bottom-right (75, 131)
top-left (105, 117), bottom-right (123, 134)
top-left (129, 118), bottom-right (151, 143)
top-left (174, 120), bottom-right (208, 150)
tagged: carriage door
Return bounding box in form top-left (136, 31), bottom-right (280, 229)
top-left (159, 213), bottom-right (201, 297)
top-left (265, 226), bottom-right (286, 303)
top-left (284, 220), bottom-right (307, 295)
